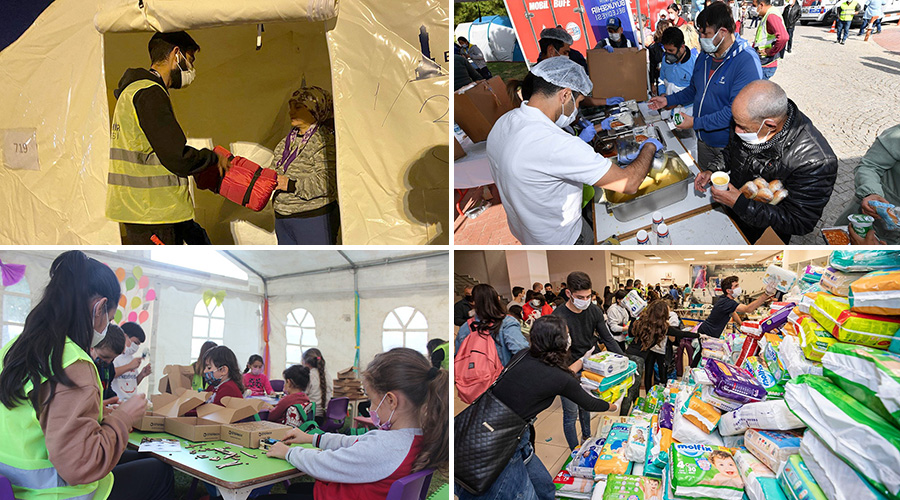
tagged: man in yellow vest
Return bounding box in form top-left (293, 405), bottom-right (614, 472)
top-left (751, 0), bottom-right (788, 79)
top-left (835, 0), bottom-right (861, 44)
top-left (106, 31), bottom-right (230, 245)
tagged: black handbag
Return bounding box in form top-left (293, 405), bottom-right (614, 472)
top-left (454, 351), bottom-right (534, 495)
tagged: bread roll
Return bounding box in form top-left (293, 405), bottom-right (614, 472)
top-left (741, 181), bottom-right (760, 199)
top-left (768, 180), bottom-right (784, 192)
top-left (753, 178), bottom-right (770, 190)
top-left (756, 187), bottom-right (774, 203)
top-left (770, 189), bottom-right (788, 205)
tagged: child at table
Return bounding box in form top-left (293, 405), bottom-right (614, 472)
top-left (262, 348), bottom-right (448, 500)
top-left (243, 354), bottom-right (275, 397)
top-left (268, 365), bottom-right (312, 425)
top-left (202, 345), bottom-right (244, 405)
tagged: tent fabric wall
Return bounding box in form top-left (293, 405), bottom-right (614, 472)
top-left (0, 0), bottom-right (449, 245)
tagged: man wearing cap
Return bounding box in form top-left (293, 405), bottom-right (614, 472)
top-left (595, 17), bottom-right (637, 52)
top-left (487, 57), bottom-right (663, 245)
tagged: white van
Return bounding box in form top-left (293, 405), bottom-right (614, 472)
top-left (800, 0), bottom-right (900, 24)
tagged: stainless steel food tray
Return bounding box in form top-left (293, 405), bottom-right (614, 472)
top-left (603, 153), bottom-right (695, 222)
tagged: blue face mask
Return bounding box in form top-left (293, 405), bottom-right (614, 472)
top-left (204, 368), bottom-right (222, 386)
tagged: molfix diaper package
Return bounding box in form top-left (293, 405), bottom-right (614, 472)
top-left (669, 444), bottom-right (744, 500)
top-left (601, 474), bottom-right (664, 500)
top-left (799, 430), bottom-right (889, 500)
top-left (821, 342), bottom-right (900, 429)
top-left (717, 400), bottom-right (806, 436)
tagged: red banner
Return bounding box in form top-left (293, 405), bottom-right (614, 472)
top-left (505, 0), bottom-right (596, 62)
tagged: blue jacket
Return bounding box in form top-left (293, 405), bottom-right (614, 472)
top-left (455, 315), bottom-right (529, 366)
top-left (667, 36), bottom-right (763, 149)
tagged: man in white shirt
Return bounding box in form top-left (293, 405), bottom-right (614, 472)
top-left (606, 290), bottom-right (630, 351)
top-left (487, 57), bottom-right (663, 245)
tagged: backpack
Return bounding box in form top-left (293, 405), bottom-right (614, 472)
top-left (455, 318), bottom-right (503, 404)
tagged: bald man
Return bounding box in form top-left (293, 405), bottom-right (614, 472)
top-left (696, 80), bottom-right (837, 243)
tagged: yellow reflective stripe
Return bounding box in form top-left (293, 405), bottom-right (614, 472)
top-left (108, 148), bottom-right (161, 166)
top-left (108, 172), bottom-right (187, 189)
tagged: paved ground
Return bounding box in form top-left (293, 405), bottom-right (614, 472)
top-left (771, 22), bottom-right (900, 243)
top-left (455, 22), bottom-right (900, 246)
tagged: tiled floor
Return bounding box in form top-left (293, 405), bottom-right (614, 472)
top-left (453, 187), bottom-right (520, 245)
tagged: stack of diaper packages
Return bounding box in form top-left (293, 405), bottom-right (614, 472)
top-left (581, 352), bottom-right (637, 403)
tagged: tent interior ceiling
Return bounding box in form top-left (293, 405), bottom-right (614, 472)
top-left (223, 250), bottom-right (446, 280)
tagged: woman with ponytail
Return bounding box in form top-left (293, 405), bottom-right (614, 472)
top-left (302, 348), bottom-right (332, 424)
top-left (0, 250), bottom-right (174, 500)
top-left (262, 347), bottom-right (448, 500)
top-left (456, 315), bottom-right (614, 500)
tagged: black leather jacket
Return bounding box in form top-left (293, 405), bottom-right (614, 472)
top-left (784, 2), bottom-right (802, 30)
top-left (724, 100), bottom-right (838, 239)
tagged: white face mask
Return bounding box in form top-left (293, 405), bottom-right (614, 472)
top-left (699, 29), bottom-right (725, 53)
top-left (570, 291), bottom-right (591, 311)
top-left (123, 342), bottom-right (140, 357)
top-left (92, 301), bottom-right (110, 348)
top-left (609, 32), bottom-right (622, 42)
top-left (531, 299), bottom-right (542, 307)
top-left (736, 121), bottom-right (771, 145)
top-left (732, 287), bottom-right (742, 297)
top-left (555, 92), bottom-right (578, 128)
top-left (566, 334), bottom-right (572, 350)
top-left (172, 51), bottom-right (196, 89)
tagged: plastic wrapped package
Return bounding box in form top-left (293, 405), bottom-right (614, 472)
top-left (821, 343), bottom-right (900, 429)
top-left (669, 444), bottom-right (744, 500)
top-left (799, 430), bottom-right (889, 500)
top-left (583, 361), bottom-right (637, 392)
top-left (622, 290), bottom-right (648, 317)
top-left (595, 423), bottom-right (634, 477)
top-left (584, 352), bottom-right (631, 377)
top-left (820, 267), bottom-right (866, 297)
top-left (601, 474), bottom-right (664, 500)
top-left (743, 429), bottom-right (803, 475)
top-left (778, 335), bottom-right (823, 378)
top-left (722, 434), bottom-right (744, 448)
top-left (811, 292), bottom-right (900, 352)
top-left (732, 448), bottom-right (787, 500)
top-left (717, 400), bottom-right (805, 436)
top-left (799, 316), bottom-right (837, 362)
top-left (678, 390), bottom-right (721, 433)
top-left (698, 385), bottom-right (744, 412)
top-left (762, 342), bottom-right (791, 385)
top-left (828, 250), bottom-right (900, 272)
top-left (595, 374), bottom-right (635, 403)
top-left (704, 359), bottom-right (767, 403)
top-left (763, 265), bottom-right (799, 294)
top-left (784, 374), bottom-right (900, 498)
top-left (777, 455), bottom-right (828, 500)
top-left (553, 466), bottom-right (595, 499)
top-left (594, 415), bottom-right (633, 441)
top-left (625, 421), bottom-right (651, 462)
top-left (849, 270), bottom-right (900, 316)
top-left (798, 293), bottom-right (820, 314)
top-left (801, 265), bottom-right (825, 284)
top-left (760, 305), bottom-right (795, 333)
top-left (568, 437), bottom-right (607, 478)
top-left (672, 391), bottom-right (724, 446)
top-left (742, 356), bottom-right (777, 389)
top-left (689, 368), bottom-right (712, 386)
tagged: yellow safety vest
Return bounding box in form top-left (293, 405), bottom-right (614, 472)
top-left (0, 338), bottom-right (113, 500)
top-left (755, 8), bottom-right (784, 51)
top-left (838, 0), bottom-right (858, 20)
top-left (105, 79), bottom-right (194, 224)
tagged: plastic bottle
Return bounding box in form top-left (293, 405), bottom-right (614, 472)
top-left (656, 223), bottom-right (672, 245)
top-left (636, 229), bottom-right (650, 245)
top-left (672, 107), bottom-right (684, 126)
top-left (652, 212), bottom-right (664, 236)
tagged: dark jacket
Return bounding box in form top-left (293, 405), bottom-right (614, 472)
top-left (454, 54), bottom-right (484, 91)
top-left (454, 299), bottom-right (473, 326)
top-left (784, 2), bottom-right (802, 30)
top-left (114, 68), bottom-right (218, 177)
top-left (725, 99), bottom-right (838, 243)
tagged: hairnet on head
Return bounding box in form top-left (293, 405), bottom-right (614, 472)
top-left (540, 27), bottom-right (574, 45)
top-left (530, 56), bottom-right (593, 96)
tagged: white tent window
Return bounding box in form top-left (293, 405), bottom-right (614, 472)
top-left (382, 307), bottom-right (428, 354)
top-left (286, 308), bottom-right (317, 366)
top-left (1, 278), bottom-right (30, 349)
top-left (192, 300), bottom-right (225, 361)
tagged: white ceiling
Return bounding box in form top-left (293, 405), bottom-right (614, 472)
top-left (223, 250), bottom-right (445, 279)
top-left (614, 249), bottom-right (783, 265)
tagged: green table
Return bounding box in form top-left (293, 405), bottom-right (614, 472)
top-left (128, 431), bottom-right (312, 500)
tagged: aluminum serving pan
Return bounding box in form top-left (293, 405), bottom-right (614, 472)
top-left (602, 153), bottom-right (695, 222)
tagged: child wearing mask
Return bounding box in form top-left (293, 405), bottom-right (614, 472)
top-left (202, 346), bottom-right (244, 405)
top-left (243, 354), bottom-right (275, 397)
top-left (262, 348), bottom-right (448, 500)
top-left (523, 290), bottom-right (553, 321)
top-left (91, 324), bottom-right (127, 402)
top-left (111, 322), bottom-right (151, 401)
top-left (268, 365), bottom-right (312, 425)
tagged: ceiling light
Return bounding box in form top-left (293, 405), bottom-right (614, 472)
top-left (649, 256), bottom-right (661, 260)
top-left (740, 253), bottom-right (753, 256)
top-left (704, 251), bottom-right (718, 254)
top-left (684, 258), bottom-right (695, 261)
top-left (659, 261), bottom-right (668, 264)
top-left (735, 258), bottom-right (746, 261)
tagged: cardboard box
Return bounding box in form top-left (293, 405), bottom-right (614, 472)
top-left (454, 137), bottom-right (466, 160)
top-left (135, 390), bottom-right (206, 432)
top-left (196, 397), bottom-right (272, 424)
top-left (165, 417), bottom-right (222, 442)
top-left (221, 421), bottom-right (292, 449)
top-left (157, 364), bottom-right (194, 394)
top-left (586, 48), bottom-right (649, 103)
top-left (454, 76), bottom-right (514, 143)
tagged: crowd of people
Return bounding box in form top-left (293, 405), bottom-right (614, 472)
top-left (453, 269), bottom-right (772, 497)
top-left (0, 250), bottom-right (449, 500)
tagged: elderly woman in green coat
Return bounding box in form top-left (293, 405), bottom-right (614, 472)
top-left (837, 124), bottom-right (900, 245)
top-left (269, 86), bottom-right (340, 244)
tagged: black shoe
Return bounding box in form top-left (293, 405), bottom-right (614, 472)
top-left (840, 40), bottom-right (846, 44)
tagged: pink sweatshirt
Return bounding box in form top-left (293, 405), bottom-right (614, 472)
top-left (243, 372), bottom-right (274, 396)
